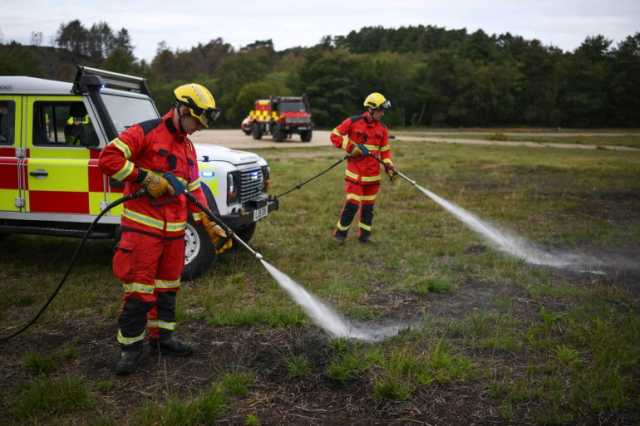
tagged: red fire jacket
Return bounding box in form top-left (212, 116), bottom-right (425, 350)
top-left (330, 112), bottom-right (393, 185)
top-left (99, 111), bottom-right (207, 237)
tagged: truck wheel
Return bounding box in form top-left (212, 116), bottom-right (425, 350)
top-left (181, 219), bottom-right (217, 281)
top-left (300, 129), bottom-right (312, 142)
top-left (252, 123), bottom-right (263, 140)
top-left (273, 125), bottom-right (286, 142)
top-left (229, 222), bottom-right (257, 252)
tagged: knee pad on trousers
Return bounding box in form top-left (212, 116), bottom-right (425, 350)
top-left (119, 298), bottom-right (153, 338)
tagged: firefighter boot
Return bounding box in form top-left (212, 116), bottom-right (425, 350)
top-left (358, 204), bottom-right (374, 243)
top-left (335, 202), bottom-right (358, 244)
top-left (149, 334), bottom-right (193, 357)
top-left (115, 344), bottom-right (143, 375)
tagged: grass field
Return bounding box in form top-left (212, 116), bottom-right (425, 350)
top-left (1, 139), bottom-right (639, 425)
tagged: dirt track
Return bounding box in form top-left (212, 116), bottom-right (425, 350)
top-left (191, 130), bottom-right (640, 152)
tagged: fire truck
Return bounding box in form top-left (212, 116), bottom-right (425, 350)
top-left (0, 67), bottom-right (278, 279)
top-left (241, 96), bottom-right (313, 142)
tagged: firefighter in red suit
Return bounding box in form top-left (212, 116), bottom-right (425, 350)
top-left (330, 92), bottom-right (396, 243)
top-left (99, 83), bottom-right (231, 375)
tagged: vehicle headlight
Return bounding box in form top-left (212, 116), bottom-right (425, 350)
top-left (227, 171), bottom-right (240, 204)
top-left (261, 165), bottom-right (271, 191)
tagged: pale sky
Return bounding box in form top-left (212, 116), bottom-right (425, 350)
top-left (2, 0), bottom-right (639, 62)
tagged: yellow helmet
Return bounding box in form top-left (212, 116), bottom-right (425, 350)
top-left (174, 83), bottom-right (220, 128)
top-left (363, 92), bottom-right (391, 110)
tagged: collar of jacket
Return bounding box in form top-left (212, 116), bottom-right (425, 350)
top-left (163, 110), bottom-right (187, 138)
top-left (362, 111), bottom-right (377, 125)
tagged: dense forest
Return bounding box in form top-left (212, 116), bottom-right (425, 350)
top-left (1, 20), bottom-right (639, 128)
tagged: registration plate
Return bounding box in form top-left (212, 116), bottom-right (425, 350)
top-left (253, 206), bottom-right (268, 221)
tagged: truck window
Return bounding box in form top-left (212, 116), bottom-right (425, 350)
top-left (0, 101), bottom-right (15, 145)
top-left (101, 93), bottom-right (159, 133)
top-left (33, 101), bottom-right (98, 147)
top-left (278, 102), bottom-right (306, 113)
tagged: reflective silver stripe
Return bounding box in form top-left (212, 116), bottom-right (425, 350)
top-left (113, 160), bottom-right (135, 181)
top-left (112, 138), bottom-right (132, 158)
top-left (155, 279), bottom-right (181, 289)
top-left (117, 329), bottom-right (145, 345)
top-left (123, 282), bottom-right (155, 294)
top-left (147, 320), bottom-right (176, 330)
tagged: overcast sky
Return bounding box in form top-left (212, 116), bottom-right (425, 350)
top-left (2, 0), bottom-right (639, 62)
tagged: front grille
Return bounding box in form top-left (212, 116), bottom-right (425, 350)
top-left (285, 117), bottom-right (310, 124)
top-left (239, 168), bottom-right (264, 203)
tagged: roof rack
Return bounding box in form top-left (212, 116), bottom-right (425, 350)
top-left (72, 66), bottom-right (151, 96)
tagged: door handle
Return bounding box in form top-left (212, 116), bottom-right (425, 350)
top-left (30, 169), bottom-right (48, 178)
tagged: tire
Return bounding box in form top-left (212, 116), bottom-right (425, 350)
top-left (300, 129), bottom-right (312, 142)
top-left (229, 222), bottom-right (256, 252)
top-left (181, 219), bottom-right (217, 281)
top-left (252, 123), bottom-right (263, 140)
top-left (273, 125), bottom-right (286, 142)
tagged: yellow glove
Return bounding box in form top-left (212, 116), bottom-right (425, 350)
top-left (349, 143), bottom-right (363, 157)
top-left (201, 216), bottom-right (233, 254)
top-left (141, 172), bottom-right (174, 198)
top-left (384, 163), bottom-right (397, 181)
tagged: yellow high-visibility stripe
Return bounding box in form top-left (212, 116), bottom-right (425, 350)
top-left (345, 170), bottom-right (380, 182)
top-left (383, 158), bottom-right (393, 164)
top-left (380, 145), bottom-right (391, 152)
top-left (188, 178), bottom-right (201, 191)
top-left (331, 128), bottom-right (344, 136)
top-left (123, 208), bottom-right (165, 230)
top-left (147, 320), bottom-right (176, 330)
top-left (123, 282), bottom-right (155, 294)
top-left (117, 329), bottom-right (145, 345)
top-left (336, 221), bottom-right (350, 231)
top-left (113, 160), bottom-right (135, 181)
top-left (346, 193), bottom-right (377, 202)
top-left (341, 139), bottom-right (349, 150)
top-left (362, 144), bottom-right (380, 152)
top-left (155, 279), bottom-right (181, 289)
top-left (166, 221), bottom-right (186, 232)
top-left (359, 223), bottom-right (372, 231)
top-left (112, 138), bottom-right (132, 159)
top-left (192, 212), bottom-right (204, 222)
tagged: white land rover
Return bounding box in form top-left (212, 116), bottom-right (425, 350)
top-left (0, 66), bottom-right (278, 279)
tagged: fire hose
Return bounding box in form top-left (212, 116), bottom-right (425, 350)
top-left (0, 189), bottom-right (146, 343)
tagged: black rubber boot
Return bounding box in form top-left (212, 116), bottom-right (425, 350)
top-left (115, 346), bottom-right (143, 375)
top-left (358, 232), bottom-right (372, 244)
top-left (149, 336), bottom-right (193, 357)
top-left (334, 229), bottom-right (348, 244)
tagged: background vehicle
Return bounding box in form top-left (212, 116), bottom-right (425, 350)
top-left (0, 66), bottom-right (278, 280)
top-left (243, 96), bottom-right (313, 142)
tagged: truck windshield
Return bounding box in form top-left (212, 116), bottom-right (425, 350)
top-left (101, 93), bottom-right (159, 133)
top-left (278, 102), bottom-right (306, 113)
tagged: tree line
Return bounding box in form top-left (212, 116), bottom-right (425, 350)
top-left (1, 21), bottom-right (639, 128)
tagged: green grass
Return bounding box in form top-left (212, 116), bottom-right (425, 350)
top-left (1, 138), bottom-right (639, 424)
top-left (11, 375), bottom-right (95, 420)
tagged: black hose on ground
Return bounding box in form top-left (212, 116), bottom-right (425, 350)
top-left (0, 189), bottom-right (146, 344)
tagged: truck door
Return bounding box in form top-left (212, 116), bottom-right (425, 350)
top-left (25, 96), bottom-right (101, 216)
top-left (0, 96), bottom-right (24, 213)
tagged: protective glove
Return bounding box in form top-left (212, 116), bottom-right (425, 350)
top-left (141, 172), bottom-right (174, 198)
top-left (384, 162), bottom-right (397, 181)
top-left (201, 215), bottom-right (233, 254)
top-left (350, 143), bottom-right (369, 157)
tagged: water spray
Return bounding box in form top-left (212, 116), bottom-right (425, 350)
top-left (374, 158), bottom-right (602, 272)
top-left (164, 173), bottom-right (405, 342)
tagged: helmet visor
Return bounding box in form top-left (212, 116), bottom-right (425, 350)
top-left (380, 99), bottom-right (391, 110)
top-left (188, 105), bottom-right (221, 128)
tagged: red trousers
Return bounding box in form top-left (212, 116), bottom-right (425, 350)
top-left (113, 230), bottom-right (185, 346)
